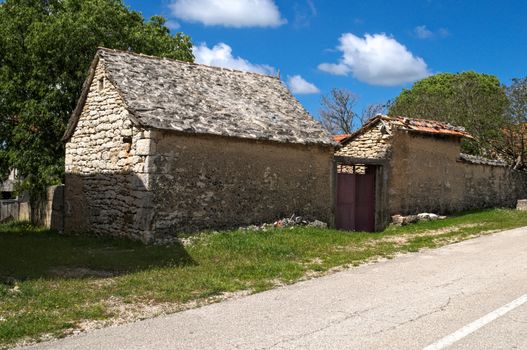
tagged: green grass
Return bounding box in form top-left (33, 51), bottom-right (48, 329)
top-left (1, 208), bottom-right (527, 348)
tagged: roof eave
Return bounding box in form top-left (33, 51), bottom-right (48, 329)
top-left (148, 125), bottom-right (338, 148)
top-left (396, 128), bottom-right (473, 139)
top-left (338, 115), bottom-right (383, 145)
top-left (62, 50), bottom-right (144, 142)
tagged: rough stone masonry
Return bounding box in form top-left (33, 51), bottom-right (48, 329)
top-left (63, 48), bottom-right (336, 242)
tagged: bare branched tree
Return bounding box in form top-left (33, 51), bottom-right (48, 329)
top-left (319, 88), bottom-right (358, 134)
top-left (360, 103), bottom-right (387, 126)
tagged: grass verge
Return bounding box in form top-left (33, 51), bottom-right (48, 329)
top-left (1, 208), bottom-right (526, 348)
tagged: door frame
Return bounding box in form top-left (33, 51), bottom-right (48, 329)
top-left (333, 156), bottom-right (389, 232)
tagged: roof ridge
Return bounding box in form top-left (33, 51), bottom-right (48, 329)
top-left (63, 48), bottom-right (335, 146)
top-left (96, 47), bottom-right (281, 81)
top-left (338, 114), bottom-right (472, 145)
top-left (459, 153), bottom-right (508, 167)
top-left (387, 115), bottom-right (463, 128)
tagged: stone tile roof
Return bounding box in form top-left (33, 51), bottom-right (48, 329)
top-left (458, 153), bottom-right (508, 167)
top-left (64, 48), bottom-right (335, 147)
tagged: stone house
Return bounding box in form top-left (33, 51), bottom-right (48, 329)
top-left (334, 115), bottom-right (527, 231)
top-left (63, 48), bottom-right (336, 242)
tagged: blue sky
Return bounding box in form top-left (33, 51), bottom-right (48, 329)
top-left (124, 0), bottom-right (527, 121)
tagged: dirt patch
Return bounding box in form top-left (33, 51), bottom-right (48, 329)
top-left (434, 229), bottom-right (500, 245)
top-left (380, 223), bottom-right (485, 245)
top-left (89, 278), bottom-right (117, 289)
top-left (421, 223), bottom-right (483, 236)
top-left (332, 244), bottom-right (375, 253)
top-left (57, 289), bottom-right (255, 339)
top-left (301, 257), bottom-right (324, 266)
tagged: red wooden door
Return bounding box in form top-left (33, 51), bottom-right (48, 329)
top-left (336, 174), bottom-right (356, 230)
top-left (336, 167), bottom-right (376, 232)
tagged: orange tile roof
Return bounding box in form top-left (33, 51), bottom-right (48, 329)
top-left (334, 115), bottom-right (472, 145)
top-left (386, 116), bottom-right (473, 139)
top-left (333, 134), bottom-right (351, 143)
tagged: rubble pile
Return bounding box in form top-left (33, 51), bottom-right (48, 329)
top-left (391, 213), bottom-right (447, 226)
top-left (239, 215), bottom-right (328, 232)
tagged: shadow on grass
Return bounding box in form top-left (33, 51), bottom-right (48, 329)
top-left (0, 221), bottom-right (195, 283)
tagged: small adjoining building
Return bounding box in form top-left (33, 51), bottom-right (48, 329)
top-left (334, 115), bottom-right (527, 232)
top-left (63, 48), bottom-right (336, 242)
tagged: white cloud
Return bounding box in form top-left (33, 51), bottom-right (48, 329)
top-left (318, 33), bottom-right (430, 86)
top-left (414, 25), bottom-right (433, 39)
top-left (317, 63), bottom-right (350, 76)
top-left (193, 42), bottom-right (275, 75)
top-left (414, 25), bottom-right (450, 39)
top-left (165, 20), bottom-right (181, 30)
top-left (169, 0), bottom-right (286, 28)
top-left (287, 75), bottom-right (320, 94)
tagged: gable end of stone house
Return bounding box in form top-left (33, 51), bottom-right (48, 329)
top-left (62, 57), bottom-right (156, 241)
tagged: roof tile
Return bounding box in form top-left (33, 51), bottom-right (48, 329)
top-left (90, 48), bottom-right (335, 146)
top-left (336, 115), bottom-right (473, 145)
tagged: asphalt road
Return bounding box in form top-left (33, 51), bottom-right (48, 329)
top-left (23, 227), bottom-right (527, 350)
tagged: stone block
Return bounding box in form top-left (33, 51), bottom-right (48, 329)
top-left (517, 199), bottom-right (527, 211)
top-left (121, 128), bottom-right (132, 137)
top-left (133, 162), bottom-right (145, 173)
top-left (132, 173), bottom-right (150, 190)
top-left (136, 139), bottom-right (153, 156)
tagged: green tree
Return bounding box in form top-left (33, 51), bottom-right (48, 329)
top-left (0, 0), bottom-right (193, 203)
top-left (501, 77), bottom-right (527, 169)
top-left (389, 72), bottom-right (509, 155)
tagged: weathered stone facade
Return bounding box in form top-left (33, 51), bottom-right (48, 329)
top-left (64, 62), bottom-right (155, 240)
top-left (63, 49), bottom-right (335, 242)
top-left (335, 122), bottom-right (391, 159)
top-left (336, 116), bottom-right (527, 226)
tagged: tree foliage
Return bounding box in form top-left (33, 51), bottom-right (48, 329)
top-left (501, 77), bottom-right (527, 169)
top-left (0, 0), bottom-right (193, 200)
top-left (389, 72), bottom-right (509, 155)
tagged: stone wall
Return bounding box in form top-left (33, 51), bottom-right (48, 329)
top-left (335, 122), bottom-right (391, 159)
top-left (147, 131), bottom-right (334, 239)
top-left (32, 185), bottom-right (64, 229)
top-left (64, 59), bottom-right (154, 241)
top-left (0, 185), bottom-right (63, 230)
top-left (388, 130), bottom-right (527, 216)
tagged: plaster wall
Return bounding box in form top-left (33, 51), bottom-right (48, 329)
top-left (147, 131), bottom-right (334, 238)
top-left (388, 131), bottom-right (527, 216)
